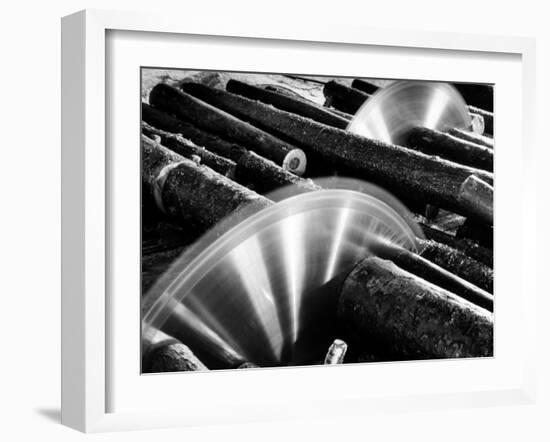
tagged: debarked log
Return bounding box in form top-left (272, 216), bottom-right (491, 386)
top-left (141, 134), bottom-right (273, 231)
top-left (407, 126), bottom-right (493, 172)
top-left (468, 106), bottom-right (494, 136)
top-left (322, 80), bottom-right (370, 114)
top-left (142, 121), bottom-right (236, 177)
top-left (226, 79), bottom-right (350, 129)
top-left (417, 238), bottom-right (493, 293)
top-left (149, 84), bottom-right (307, 175)
top-left (369, 239), bottom-right (493, 311)
top-left (338, 257), bottom-right (493, 359)
top-left (447, 128), bottom-right (494, 150)
top-left (178, 83), bottom-right (494, 217)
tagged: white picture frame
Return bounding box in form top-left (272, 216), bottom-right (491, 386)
top-left (61, 9), bottom-right (537, 433)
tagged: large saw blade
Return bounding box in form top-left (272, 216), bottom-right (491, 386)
top-left (347, 81), bottom-right (471, 145)
top-left (142, 184), bottom-right (421, 369)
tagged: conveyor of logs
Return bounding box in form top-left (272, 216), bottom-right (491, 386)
top-left (141, 74), bottom-right (494, 373)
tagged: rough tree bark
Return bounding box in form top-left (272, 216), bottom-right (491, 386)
top-left (142, 107), bottom-right (319, 195)
top-left (226, 79), bottom-right (350, 129)
top-left (141, 134), bottom-right (273, 231)
top-left (149, 84), bottom-right (307, 175)
top-left (371, 239), bottom-right (492, 310)
top-left (142, 332), bottom-right (209, 373)
top-left (338, 257), bottom-right (493, 359)
top-left (322, 80), bottom-right (370, 114)
top-left (179, 83), bottom-right (494, 217)
top-left (417, 238), bottom-right (493, 293)
top-left (447, 128), bottom-right (494, 149)
top-left (407, 127), bottom-right (493, 172)
top-left (418, 222), bottom-right (493, 268)
top-left (142, 122), bottom-right (236, 177)
top-left (142, 102), bottom-right (249, 160)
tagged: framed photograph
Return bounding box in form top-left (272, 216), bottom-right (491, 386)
top-left (61, 9), bottom-right (537, 433)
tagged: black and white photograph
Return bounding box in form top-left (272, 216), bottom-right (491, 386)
top-left (140, 68), bottom-right (494, 373)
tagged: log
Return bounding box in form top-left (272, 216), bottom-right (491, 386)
top-left (418, 222), bottom-right (493, 267)
top-left (142, 122), bottom-right (236, 177)
top-left (417, 238), bottom-right (493, 293)
top-left (149, 84), bottom-right (307, 175)
top-left (142, 102), bottom-right (248, 161)
top-left (351, 79), bottom-right (380, 95)
top-left (457, 175), bottom-right (493, 226)
top-left (322, 80), bottom-right (370, 114)
top-left (263, 83), bottom-right (352, 121)
top-left (142, 107), bottom-right (319, 195)
top-left (234, 150), bottom-right (320, 195)
top-left (448, 128), bottom-right (494, 149)
top-left (141, 134), bottom-right (273, 231)
top-left (369, 239), bottom-right (493, 311)
top-left (456, 218), bottom-right (493, 249)
top-left (468, 106), bottom-right (493, 136)
top-left (452, 83), bottom-right (493, 112)
top-left (407, 127), bottom-right (493, 172)
top-left (226, 79), bottom-right (349, 129)
top-left (323, 339), bottom-right (348, 364)
top-left (179, 83), bottom-right (494, 217)
top-left (142, 331), bottom-right (208, 373)
top-left (338, 257), bottom-right (493, 359)
top-left (468, 113), bottom-right (485, 135)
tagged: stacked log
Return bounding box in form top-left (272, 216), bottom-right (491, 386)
top-left (149, 84), bottom-right (307, 175)
top-left (370, 239), bottom-right (493, 310)
top-left (351, 78), bottom-right (380, 94)
top-left (141, 73), bottom-right (495, 371)
top-left (180, 82), bottom-right (493, 218)
top-left (448, 128), bottom-right (494, 149)
top-left (322, 80), bottom-right (370, 114)
top-left (142, 105), bottom-right (318, 195)
top-left (407, 127), bottom-right (493, 172)
top-left (417, 238), bottom-right (493, 293)
top-left (142, 331), bottom-right (209, 373)
top-left (141, 134), bottom-right (273, 230)
top-left (418, 222), bottom-right (493, 267)
top-left (226, 79), bottom-right (349, 129)
top-left (338, 257), bottom-right (493, 359)
top-left (142, 122), bottom-right (236, 177)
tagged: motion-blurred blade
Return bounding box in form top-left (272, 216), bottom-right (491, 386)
top-left (347, 81), bottom-right (471, 145)
top-left (143, 186), bottom-right (421, 369)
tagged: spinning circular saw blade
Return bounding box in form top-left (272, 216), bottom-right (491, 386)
top-left (143, 183), bottom-right (422, 369)
top-left (347, 81), bottom-right (472, 145)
